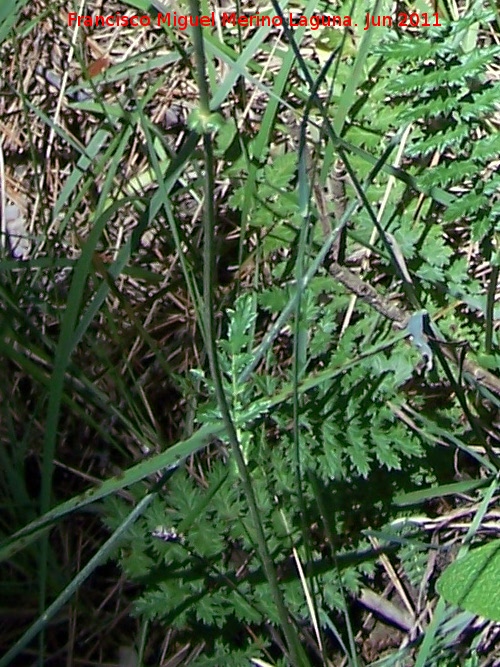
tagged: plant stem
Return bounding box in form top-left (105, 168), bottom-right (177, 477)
top-left (188, 1), bottom-right (310, 663)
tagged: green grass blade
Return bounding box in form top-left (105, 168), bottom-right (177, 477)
top-left (0, 490), bottom-right (157, 667)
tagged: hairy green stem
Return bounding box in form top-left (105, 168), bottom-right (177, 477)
top-left (187, 2), bottom-right (310, 663)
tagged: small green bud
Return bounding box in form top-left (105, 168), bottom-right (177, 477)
top-left (188, 109), bottom-right (224, 134)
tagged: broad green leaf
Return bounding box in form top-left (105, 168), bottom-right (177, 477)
top-left (437, 540), bottom-right (500, 622)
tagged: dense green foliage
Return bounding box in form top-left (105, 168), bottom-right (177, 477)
top-left (101, 3), bottom-right (500, 664)
top-left (1, 0), bottom-right (500, 664)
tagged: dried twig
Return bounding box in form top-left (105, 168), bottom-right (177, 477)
top-left (329, 261), bottom-right (500, 398)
